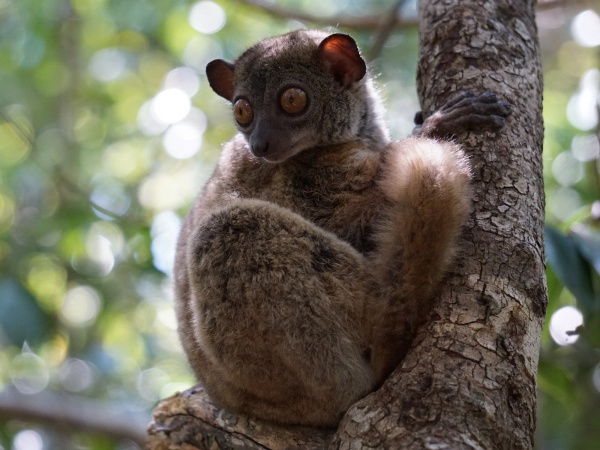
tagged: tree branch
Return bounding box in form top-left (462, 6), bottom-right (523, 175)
top-left (0, 389), bottom-right (148, 445)
top-left (366, 0), bottom-right (408, 61)
top-left (148, 387), bottom-right (331, 449)
top-left (238, 0), bottom-right (417, 30)
top-left (237, 0), bottom-right (579, 32)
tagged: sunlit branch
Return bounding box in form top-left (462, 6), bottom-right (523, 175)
top-left (238, 0), bottom-right (417, 30)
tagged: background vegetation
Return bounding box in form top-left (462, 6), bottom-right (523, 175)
top-left (0, 0), bottom-right (599, 449)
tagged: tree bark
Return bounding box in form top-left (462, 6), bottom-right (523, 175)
top-left (331, 0), bottom-right (546, 448)
top-left (147, 0), bottom-right (546, 448)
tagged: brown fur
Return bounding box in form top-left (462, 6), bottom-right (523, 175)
top-left (174, 30), bottom-right (476, 427)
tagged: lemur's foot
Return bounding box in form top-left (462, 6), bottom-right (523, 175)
top-left (414, 91), bottom-right (512, 139)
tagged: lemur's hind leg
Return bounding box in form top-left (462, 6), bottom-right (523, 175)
top-left (183, 199), bottom-right (375, 426)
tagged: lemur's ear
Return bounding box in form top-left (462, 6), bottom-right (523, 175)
top-left (318, 33), bottom-right (366, 87)
top-left (206, 59), bottom-right (235, 101)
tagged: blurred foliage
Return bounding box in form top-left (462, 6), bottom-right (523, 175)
top-left (0, 0), bottom-right (599, 449)
top-left (538, 1), bottom-right (600, 448)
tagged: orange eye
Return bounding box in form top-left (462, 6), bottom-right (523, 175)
top-left (280, 88), bottom-right (307, 114)
top-left (233, 98), bottom-right (253, 126)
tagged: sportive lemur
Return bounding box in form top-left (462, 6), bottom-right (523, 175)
top-left (173, 29), bottom-right (510, 427)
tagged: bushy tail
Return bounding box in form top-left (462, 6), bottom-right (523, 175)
top-left (369, 137), bottom-right (472, 382)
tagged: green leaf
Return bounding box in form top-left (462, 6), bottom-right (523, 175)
top-left (545, 224), bottom-right (597, 315)
top-left (0, 277), bottom-right (53, 347)
top-left (570, 223), bottom-right (600, 275)
top-left (537, 359), bottom-right (575, 409)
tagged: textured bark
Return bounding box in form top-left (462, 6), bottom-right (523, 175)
top-left (147, 0), bottom-right (545, 448)
top-left (331, 0), bottom-right (546, 448)
top-left (147, 387), bottom-right (332, 449)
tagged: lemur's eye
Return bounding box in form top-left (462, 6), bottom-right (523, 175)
top-left (233, 98), bottom-right (253, 126)
top-left (280, 88), bottom-right (307, 115)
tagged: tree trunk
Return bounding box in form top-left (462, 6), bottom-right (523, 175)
top-left (331, 0), bottom-right (546, 448)
top-left (146, 0), bottom-right (546, 448)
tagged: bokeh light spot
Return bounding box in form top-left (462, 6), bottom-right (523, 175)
top-left (13, 430), bottom-right (44, 450)
top-left (89, 48), bottom-right (129, 82)
top-left (138, 100), bottom-right (169, 135)
top-left (162, 108), bottom-right (207, 159)
top-left (151, 88), bottom-right (191, 124)
top-left (138, 165), bottom-right (206, 211)
top-left (164, 67), bottom-right (200, 97)
top-left (567, 69), bottom-right (599, 131)
top-left (156, 304), bottom-right (177, 330)
top-left (102, 140), bottom-right (148, 181)
top-left (549, 187), bottom-right (582, 222)
top-left (163, 122), bottom-right (203, 159)
top-left (572, 10), bottom-right (600, 47)
top-left (10, 352), bottom-right (49, 394)
top-left (551, 151), bottom-right (584, 187)
top-left (60, 285), bottom-right (102, 328)
top-left (150, 211), bottom-right (181, 275)
top-left (26, 256), bottom-right (67, 312)
top-left (189, 1), bottom-right (226, 34)
top-left (84, 222), bottom-right (124, 276)
top-left (59, 358), bottom-right (95, 393)
top-left (571, 134), bottom-right (600, 162)
top-left (549, 306), bottom-right (583, 346)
